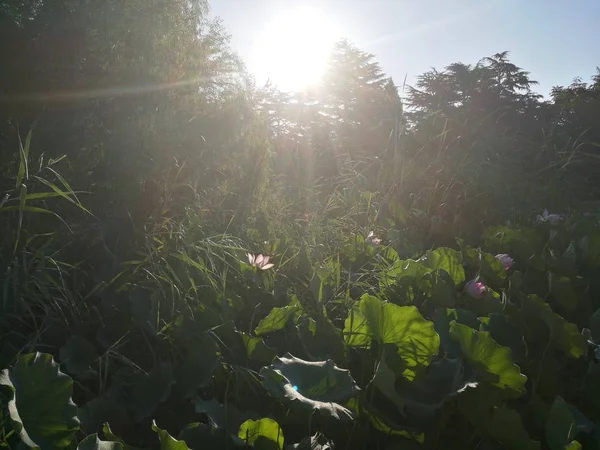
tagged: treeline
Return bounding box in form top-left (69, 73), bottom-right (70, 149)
top-left (2, 2), bottom-right (600, 448)
top-left (0, 0), bottom-right (599, 244)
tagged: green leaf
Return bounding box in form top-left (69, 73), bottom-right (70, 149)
top-left (178, 423), bottom-right (247, 449)
top-left (449, 322), bottom-right (527, 395)
top-left (152, 421), bottom-right (191, 450)
top-left (344, 294), bottom-right (439, 379)
top-left (254, 305), bottom-right (299, 336)
top-left (522, 295), bottom-right (585, 359)
top-left (421, 247), bottom-right (465, 286)
top-left (380, 259), bottom-right (431, 292)
top-left (565, 441), bottom-right (582, 450)
top-left (59, 335), bottom-right (98, 378)
top-left (380, 253), bottom-right (458, 304)
top-left (546, 397), bottom-right (593, 450)
top-left (238, 418), bottom-right (284, 450)
top-left (77, 434), bottom-right (124, 450)
top-left (260, 353), bottom-right (359, 421)
top-left (0, 352), bottom-right (80, 449)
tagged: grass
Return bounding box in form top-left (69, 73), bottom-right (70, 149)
top-left (0, 116), bottom-right (599, 449)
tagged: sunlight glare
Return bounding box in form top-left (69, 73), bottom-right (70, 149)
top-left (250, 6), bottom-right (341, 92)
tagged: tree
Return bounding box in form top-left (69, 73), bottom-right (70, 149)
top-left (261, 40), bottom-right (403, 198)
top-left (0, 0), bottom-right (261, 226)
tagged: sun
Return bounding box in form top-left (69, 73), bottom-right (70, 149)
top-left (249, 6), bottom-right (341, 92)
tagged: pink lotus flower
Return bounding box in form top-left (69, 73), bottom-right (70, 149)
top-left (247, 253), bottom-right (274, 270)
top-left (536, 209), bottom-right (564, 225)
top-left (464, 280), bottom-right (486, 299)
top-left (365, 231), bottom-right (382, 247)
top-left (495, 253), bottom-right (514, 270)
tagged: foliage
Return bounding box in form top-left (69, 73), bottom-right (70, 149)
top-left (1, 1), bottom-right (600, 449)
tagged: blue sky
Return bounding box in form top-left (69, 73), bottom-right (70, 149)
top-left (210, 0), bottom-right (600, 98)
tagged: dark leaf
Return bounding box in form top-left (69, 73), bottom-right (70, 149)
top-left (522, 295), bottom-right (585, 359)
top-left (79, 398), bottom-right (129, 434)
top-left (127, 364), bottom-right (174, 422)
top-left (178, 423), bottom-right (247, 449)
top-left (450, 322), bottom-right (527, 395)
top-left (59, 335), bottom-right (98, 378)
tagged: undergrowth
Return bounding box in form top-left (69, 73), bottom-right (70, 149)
top-left (1, 130), bottom-right (600, 450)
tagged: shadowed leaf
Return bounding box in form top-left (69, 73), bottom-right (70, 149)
top-left (546, 397), bottom-right (594, 450)
top-left (260, 353), bottom-right (359, 421)
top-left (59, 335), bottom-right (98, 378)
top-left (450, 322), bottom-right (527, 395)
top-left (523, 295), bottom-right (585, 359)
top-left (79, 398), bottom-right (129, 434)
top-left (434, 307), bottom-right (480, 358)
top-left (127, 364), bottom-right (174, 422)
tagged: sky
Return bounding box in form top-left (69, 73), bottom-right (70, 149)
top-left (209, 0), bottom-right (600, 98)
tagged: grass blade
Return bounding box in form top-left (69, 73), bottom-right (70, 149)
top-left (16, 128), bottom-right (32, 188)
